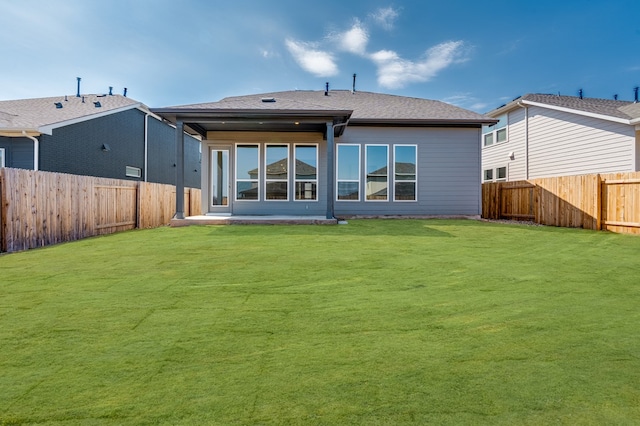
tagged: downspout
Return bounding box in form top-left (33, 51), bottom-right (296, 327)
top-left (325, 120), bottom-right (349, 220)
top-left (144, 114), bottom-right (149, 182)
top-left (517, 102), bottom-right (529, 179)
top-left (22, 131), bottom-right (39, 171)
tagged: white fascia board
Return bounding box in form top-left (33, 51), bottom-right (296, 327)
top-left (521, 100), bottom-right (632, 125)
top-left (38, 103), bottom-right (143, 135)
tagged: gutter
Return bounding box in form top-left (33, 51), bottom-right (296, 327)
top-left (22, 130), bottom-right (39, 171)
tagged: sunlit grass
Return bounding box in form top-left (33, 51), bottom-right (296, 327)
top-left (1, 220), bottom-right (639, 424)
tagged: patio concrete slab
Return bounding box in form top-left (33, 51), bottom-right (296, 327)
top-left (170, 215), bottom-right (338, 226)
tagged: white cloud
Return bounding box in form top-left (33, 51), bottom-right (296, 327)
top-left (370, 41), bottom-right (468, 89)
top-left (285, 39), bottom-right (338, 77)
top-left (370, 6), bottom-right (400, 31)
top-left (336, 20), bottom-right (368, 55)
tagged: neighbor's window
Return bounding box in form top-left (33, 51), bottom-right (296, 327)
top-left (483, 114), bottom-right (508, 147)
top-left (0, 148), bottom-right (5, 168)
top-left (265, 145), bottom-right (288, 200)
top-left (483, 169), bottom-right (494, 182)
top-left (337, 144), bottom-right (360, 201)
top-left (294, 144), bottom-right (318, 201)
top-left (125, 165), bottom-right (141, 178)
top-left (496, 166), bottom-right (507, 181)
top-left (236, 144), bottom-right (259, 200)
top-left (394, 145), bottom-right (417, 201)
top-left (366, 145), bottom-right (388, 201)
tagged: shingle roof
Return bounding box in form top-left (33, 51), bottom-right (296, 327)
top-left (0, 94), bottom-right (144, 133)
top-left (166, 90), bottom-right (494, 124)
top-left (488, 93), bottom-right (640, 122)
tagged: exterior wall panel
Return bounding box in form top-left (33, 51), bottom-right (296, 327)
top-left (526, 106), bottom-right (635, 178)
top-left (335, 126), bottom-right (481, 216)
top-left (0, 136), bottom-right (34, 169)
top-left (39, 109), bottom-right (146, 179)
top-left (482, 108), bottom-right (526, 181)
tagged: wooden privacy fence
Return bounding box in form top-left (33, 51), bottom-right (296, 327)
top-left (0, 168), bottom-right (201, 253)
top-left (482, 171), bottom-right (640, 235)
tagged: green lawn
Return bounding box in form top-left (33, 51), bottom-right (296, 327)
top-left (1, 220), bottom-right (639, 425)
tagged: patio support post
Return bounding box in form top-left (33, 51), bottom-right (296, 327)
top-left (326, 121), bottom-right (335, 219)
top-left (175, 120), bottom-right (185, 219)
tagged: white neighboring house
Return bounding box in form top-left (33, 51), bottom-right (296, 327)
top-left (482, 93), bottom-right (640, 182)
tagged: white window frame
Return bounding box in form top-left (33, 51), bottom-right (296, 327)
top-left (125, 165), bottom-right (141, 178)
top-left (294, 144), bottom-right (318, 202)
top-left (365, 144), bottom-right (389, 202)
top-left (483, 114), bottom-right (508, 147)
top-left (235, 144), bottom-right (260, 202)
top-left (264, 144), bottom-right (289, 202)
top-left (483, 165), bottom-right (508, 182)
top-left (393, 144), bottom-right (418, 202)
top-left (336, 144), bottom-right (361, 202)
top-left (0, 148), bottom-right (5, 168)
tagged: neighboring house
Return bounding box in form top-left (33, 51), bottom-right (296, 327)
top-left (152, 90), bottom-right (496, 219)
top-left (482, 93), bottom-right (640, 182)
top-left (0, 94), bottom-right (201, 187)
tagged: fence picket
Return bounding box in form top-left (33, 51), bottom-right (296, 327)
top-left (482, 171), bottom-right (640, 235)
top-left (0, 168), bottom-right (201, 253)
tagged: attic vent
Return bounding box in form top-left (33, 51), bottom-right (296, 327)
top-left (93, 101), bottom-right (102, 108)
top-left (261, 97), bottom-right (276, 103)
top-left (54, 102), bottom-right (63, 109)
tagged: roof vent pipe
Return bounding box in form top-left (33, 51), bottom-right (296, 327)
top-left (76, 77), bottom-right (81, 97)
top-left (109, 86), bottom-right (113, 96)
top-left (578, 89), bottom-right (583, 99)
top-left (124, 87), bottom-right (128, 97)
top-left (352, 73), bottom-right (356, 93)
top-left (325, 82), bottom-right (329, 96)
top-left (634, 86), bottom-right (639, 103)
top-left (614, 94), bottom-right (618, 100)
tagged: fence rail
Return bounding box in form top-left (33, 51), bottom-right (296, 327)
top-left (0, 168), bottom-right (201, 253)
top-left (482, 172), bottom-right (640, 235)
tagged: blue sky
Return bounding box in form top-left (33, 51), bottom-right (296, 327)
top-left (1, 0), bottom-right (639, 112)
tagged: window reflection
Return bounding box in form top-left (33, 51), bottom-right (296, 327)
top-left (366, 145), bottom-right (388, 201)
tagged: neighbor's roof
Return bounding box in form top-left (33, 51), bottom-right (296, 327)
top-left (487, 93), bottom-right (640, 125)
top-left (0, 94), bottom-right (147, 135)
top-left (156, 90), bottom-right (496, 126)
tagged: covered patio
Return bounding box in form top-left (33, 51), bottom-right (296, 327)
top-left (152, 99), bottom-right (352, 222)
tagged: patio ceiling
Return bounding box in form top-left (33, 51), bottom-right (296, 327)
top-left (150, 108), bottom-right (353, 138)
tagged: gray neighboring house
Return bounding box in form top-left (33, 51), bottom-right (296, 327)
top-left (482, 93), bottom-right (640, 182)
top-left (153, 90), bottom-right (496, 219)
top-left (0, 94), bottom-right (201, 188)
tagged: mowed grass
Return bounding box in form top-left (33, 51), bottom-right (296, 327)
top-left (1, 220), bottom-right (639, 425)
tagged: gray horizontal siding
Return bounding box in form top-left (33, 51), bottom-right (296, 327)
top-left (334, 127), bottom-right (481, 216)
top-left (0, 136), bottom-right (34, 169)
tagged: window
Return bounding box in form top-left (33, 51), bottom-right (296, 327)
top-left (366, 145), bottom-right (388, 201)
top-left (265, 145), bottom-right (288, 200)
top-left (337, 144), bottom-right (360, 201)
top-left (483, 166), bottom-right (507, 182)
top-left (125, 166), bottom-right (141, 178)
top-left (483, 114), bottom-right (508, 147)
top-left (0, 148), bottom-right (4, 168)
top-left (236, 144), bottom-right (259, 200)
top-left (496, 166), bottom-right (507, 181)
top-left (294, 144), bottom-right (317, 201)
top-left (211, 149), bottom-right (229, 206)
top-left (394, 145), bottom-right (417, 201)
